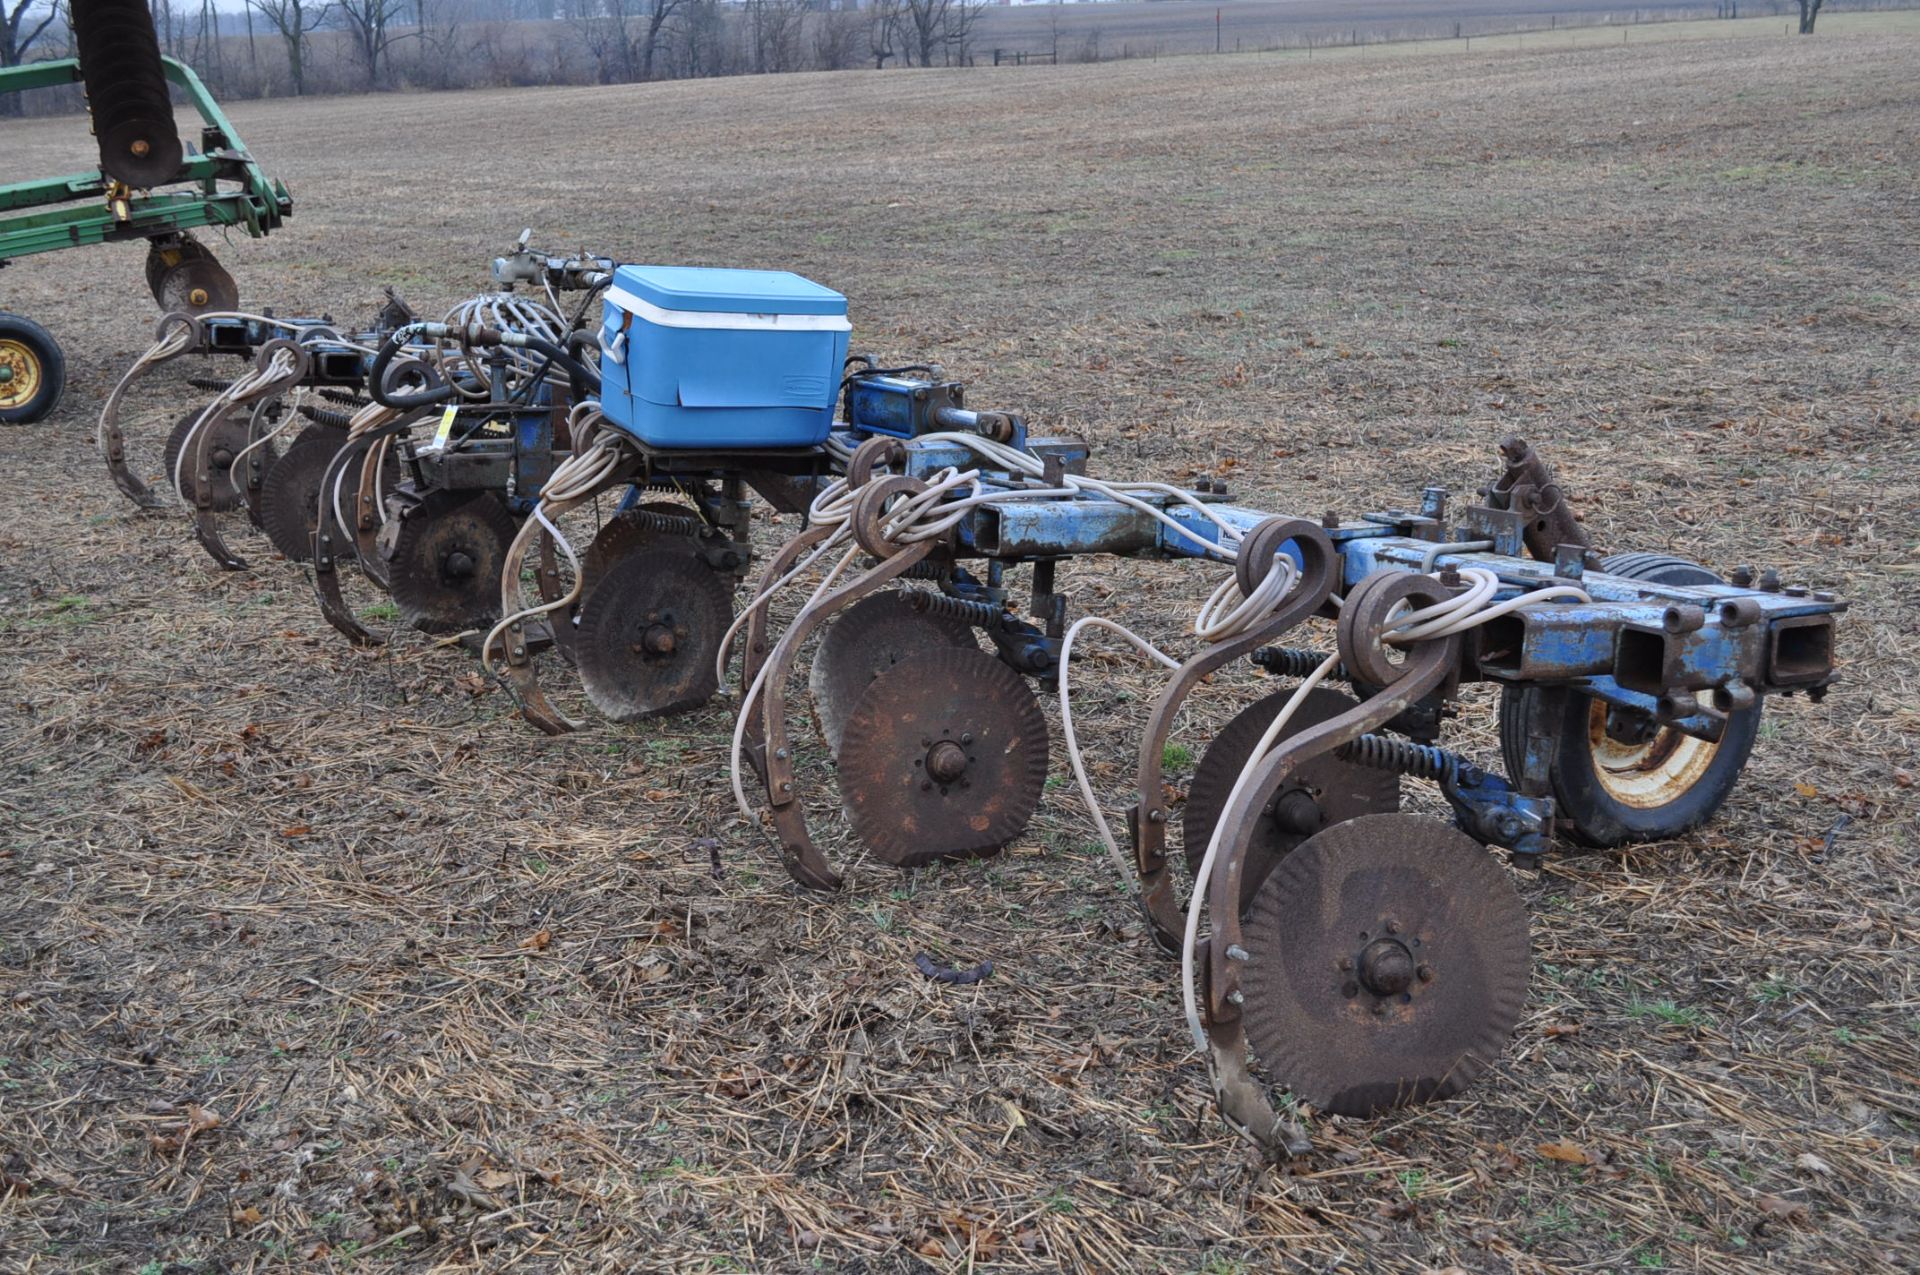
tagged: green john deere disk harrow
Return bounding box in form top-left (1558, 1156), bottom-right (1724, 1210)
top-left (0, 0), bottom-right (293, 423)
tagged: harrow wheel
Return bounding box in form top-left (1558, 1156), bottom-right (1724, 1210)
top-left (573, 546), bottom-right (731, 721)
top-left (1239, 813), bottom-right (1530, 1118)
top-left (384, 490), bottom-right (519, 635)
top-left (0, 313), bottom-right (65, 425)
top-left (1183, 686), bottom-right (1400, 916)
top-left (163, 406), bottom-right (268, 512)
top-left (807, 590), bottom-right (979, 756)
top-left (1498, 554), bottom-right (1761, 847)
top-left (837, 646), bottom-right (1049, 868)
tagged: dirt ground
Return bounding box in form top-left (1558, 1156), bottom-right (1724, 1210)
top-left (2, 26), bottom-right (1917, 1275)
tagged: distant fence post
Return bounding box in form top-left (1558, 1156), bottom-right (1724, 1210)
top-left (993, 47), bottom-right (1001, 65)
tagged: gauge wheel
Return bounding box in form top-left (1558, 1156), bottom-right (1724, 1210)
top-left (0, 313), bottom-right (66, 425)
top-left (1498, 553), bottom-right (1761, 847)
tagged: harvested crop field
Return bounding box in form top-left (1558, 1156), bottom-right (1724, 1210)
top-left (2, 26), bottom-right (1918, 1275)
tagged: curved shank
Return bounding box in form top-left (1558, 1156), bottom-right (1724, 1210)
top-left (1131, 519), bottom-right (1337, 951)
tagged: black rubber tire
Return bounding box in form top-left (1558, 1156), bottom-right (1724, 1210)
top-left (0, 313), bottom-right (66, 425)
top-left (1498, 553), bottom-right (1762, 847)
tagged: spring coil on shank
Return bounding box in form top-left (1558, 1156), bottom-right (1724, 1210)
top-left (905, 590), bottom-right (1008, 630)
top-left (298, 404), bottom-right (356, 429)
top-left (631, 509), bottom-right (704, 539)
top-left (1253, 645), bottom-right (1350, 682)
top-left (1336, 733), bottom-right (1466, 783)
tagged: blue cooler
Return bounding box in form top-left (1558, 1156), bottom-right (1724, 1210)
top-left (597, 265), bottom-right (851, 449)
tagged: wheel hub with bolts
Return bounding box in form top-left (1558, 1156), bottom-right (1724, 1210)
top-left (633, 614), bottom-right (682, 657)
top-left (0, 339), bottom-right (39, 409)
top-left (924, 737), bottom-right (969, 785)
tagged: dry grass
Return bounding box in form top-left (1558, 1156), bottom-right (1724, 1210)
top-left (2, 28), bottom-right (1918, 1275)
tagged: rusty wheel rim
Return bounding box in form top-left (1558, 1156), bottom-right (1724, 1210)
top-left (1586, 699), bottom-right (1718, 810)
top-left (387, 490), bottom-right (519, 635)
top-left (0, 339), bottom-right (42, 411)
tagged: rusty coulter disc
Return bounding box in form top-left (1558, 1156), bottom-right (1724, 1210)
top-left (835, 646), bottom-right (1049, 868)
top-left (386, 489), bottom-right (518, 635)
top-left (1183, 686), bottom-right (1399, 914)
top-left (163, 406), bottom-right (265, 512)
top-left (572, 546), bottom-right (731, 721)
top-left (807, 590), bottom-right (978, 756)
top-left (1239, 813), bottom-right (1531, 1118)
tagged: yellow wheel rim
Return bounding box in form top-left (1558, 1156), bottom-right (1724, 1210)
top-left (1587, 699), bottom-right (1718, 810)
top-left (0, 338), bottom-right (42, 411)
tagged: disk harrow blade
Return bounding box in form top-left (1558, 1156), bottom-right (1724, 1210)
top-left (72, 0), bottom-right (183, 187)
top-left (1183, 686), bottom-right (1399, 915)
top-left (163, 406), bottom-right (267, 513)
top-left (146, 237), bottom-right (238, 316)
top-left (837, 646), bottom-right (1049, 868)
top-left (384, 490), bottom-right (518, 635)
top-left (573, 547), bottom-right (732, 721)
top-left (1239, 813), bottom-right (1530, 1118)
top-left (807, 589), bottom-right (979, 756)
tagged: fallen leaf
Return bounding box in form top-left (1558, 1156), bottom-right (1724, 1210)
top-left (1757, 1194), bottom-right (1811, 1224)
top-left (1544, 1022), bottom-right (1582, 1039)
top-left (185, 1104), bottom-right (222, 1135)
top-left (519, 930), bottom-right (552, 951)
top-left (1537, 1140), bottom-right (1593, 1165)
top-left (1794, 781), bottom-right (1820, 799)
top-left (1795, 1152), bottom-right (1833, 1176)
top-left (233, 1205), bottom-right (263, 1226)
top-left (474, 1168), bottom-right (515, 1191)
top-left (280, 824), bottom-right (311, 839)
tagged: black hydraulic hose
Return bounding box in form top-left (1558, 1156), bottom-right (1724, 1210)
top-left (369, 324), bottom-right (599, 410)
top-left (565, 329), bottom-right (602, 400)
top-left (369, 328), bottom-right (458, 410)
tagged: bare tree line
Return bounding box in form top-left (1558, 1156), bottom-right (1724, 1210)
top-left (2, 0), bottom-right (991, 110)
top-left (4, 0), bottom-right (1866, 118)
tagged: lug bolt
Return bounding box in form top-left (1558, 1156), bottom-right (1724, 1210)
top-left (1417, 964), bottom-right (1434, 982)
top-left (1337, 956), bottom-right (1353, 972)
top-left (1384, 919), bottom-right (1400, 934)
top-left (1227, 990), bottom-right (1245, 1006)
top-left (1226, 944), bottom-right (1249, 962)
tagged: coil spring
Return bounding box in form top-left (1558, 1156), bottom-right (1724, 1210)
top-left (631, 509), bottom-right (704, 538)
top-left (319, 387), bottom-right (369, 407)
top-left (187, 377), bottom-right (234, 392)
top-left (1253, 645), bottom-right (1350, 682)
top-left (898, 561), bottom-right (951, 581)
top-left (298, 404), bottom-right (355, 429)
top-left (905, 590), bottom-right (1007, 630)
top-left (1337, 734), bottom-right (1464, 784)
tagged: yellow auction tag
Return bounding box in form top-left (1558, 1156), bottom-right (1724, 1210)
top-left (433, 405), bottom-right (458, 448)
